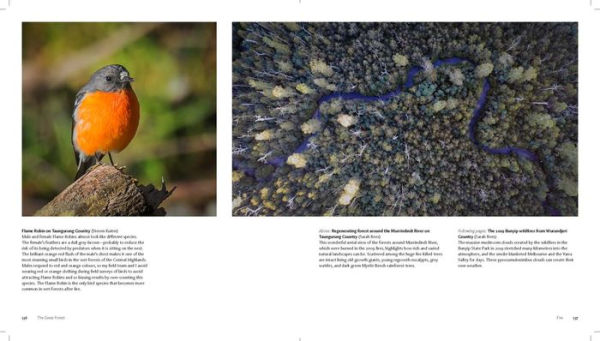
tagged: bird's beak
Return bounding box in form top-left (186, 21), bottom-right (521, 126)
top-left (120, 71), bottom-right (134, 83)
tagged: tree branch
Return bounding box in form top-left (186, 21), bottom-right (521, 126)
top-left (35, 164), bottom-right (175, 216)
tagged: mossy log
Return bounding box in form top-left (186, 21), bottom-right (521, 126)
top-left (35, 164), bottom-right (175, 216)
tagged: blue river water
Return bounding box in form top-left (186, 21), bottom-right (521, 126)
top-left (233, 57), bottom-right (559, 215)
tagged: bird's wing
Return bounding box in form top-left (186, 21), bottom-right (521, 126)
top-left (71, 89), bottom-right (88, 167)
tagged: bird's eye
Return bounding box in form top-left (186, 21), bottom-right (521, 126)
top-left (105, 76), bottom-right (113, 82)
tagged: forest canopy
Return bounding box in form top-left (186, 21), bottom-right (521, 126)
top-left (232, 22), bottom-right (578, 216)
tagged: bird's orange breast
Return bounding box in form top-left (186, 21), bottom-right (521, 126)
top-left (74, 89), bottom-right (140, 156)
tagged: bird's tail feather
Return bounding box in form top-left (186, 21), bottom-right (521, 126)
top-left (75, 155), bottom-right (98, 180)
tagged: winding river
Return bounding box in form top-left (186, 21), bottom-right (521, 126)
top-left (234, 57), bottom-right (560, 215)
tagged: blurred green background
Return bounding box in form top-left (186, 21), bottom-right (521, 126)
top-left (22, 22), bottom-right (216, 216)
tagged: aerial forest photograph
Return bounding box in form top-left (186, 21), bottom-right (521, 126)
top-left (232, 22), bottom-right (577, 216)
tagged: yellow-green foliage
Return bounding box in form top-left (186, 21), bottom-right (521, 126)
top-left (272, 86), bottom-right (294, 98)
top-left (338, 179), bottom-right (360, 205)
top-left (433, 100), bottom-right (447, 112)
top-left (248, 79), bottom-right (272, 90)
top-left (394, 153), bottom-right (405, 164)
top-left (507, 66), bottom-right (524, 83)
top-left (527, 113), bottom-right (556, 129)
top-left (313, 78), bottom-right (336, 91)
top-left (558, 142), bottom-right (577, 166)
top-left (522, 66), bottom-right (538, 82)
top-left (421, 57), bottom-right (437, 81)
top-left (287, 153), bottom-right (307, 168)
top-left (328, 99), bottom-right (343, 114)
top-left (318, 173), bottom-right (333, 185)
top-left (565, 83), bottom-right (577, 97)
top-left (336, 114), bottom-right (357, 127)
top-left (283, 22), bottom-right (302, 31)
top-left (447, 68), bottom-right (464, 86)
top-left (553, 102), bottom-right (568, 113)
top-left (498, 52), bottom-right (514, 68)
top-left (276, 60), bottom-right (293, 73)
top-left (301, 119), bottom-right (322, 134)
top-left (310, 59), bottom-right (334, 77)
top-left (446, 97), bottom-right (459, 110)
top-left (262, 36), bottom-right (291, 54)
top-left (232, 196), bottom-right (243, 209)
top-left (393, 53), bottom-right (409, 67)
top-left (255, 130), bottom-right (274, 141)
top-left (558, 177), bottom-right (577, 197)
top-left (260, 187), bottom-right (270, 199)
top-left (279, 121), bottom-right (295, 131)
top-left (232, 171), bottom-right (244, 182)
top-left (475, 62), bottom-right (494, 78)
top-left (296, 83), bottom-right (314, 94)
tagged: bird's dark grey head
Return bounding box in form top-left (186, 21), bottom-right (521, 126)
top-left (84, 64), bottom-right (134, 92)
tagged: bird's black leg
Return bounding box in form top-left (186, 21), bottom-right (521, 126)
top-left (95, 152), bottom-right (104, 164)
top-left (108, 152), bottom-right (126, 171)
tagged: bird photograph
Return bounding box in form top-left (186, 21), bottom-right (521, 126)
top-left (72, 64), bottom-right (140, 180)
top-left (22, 22), bottom-right (216, 216)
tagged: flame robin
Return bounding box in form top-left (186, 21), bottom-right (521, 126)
top-left (72, 64), bottom-right (140, 179)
